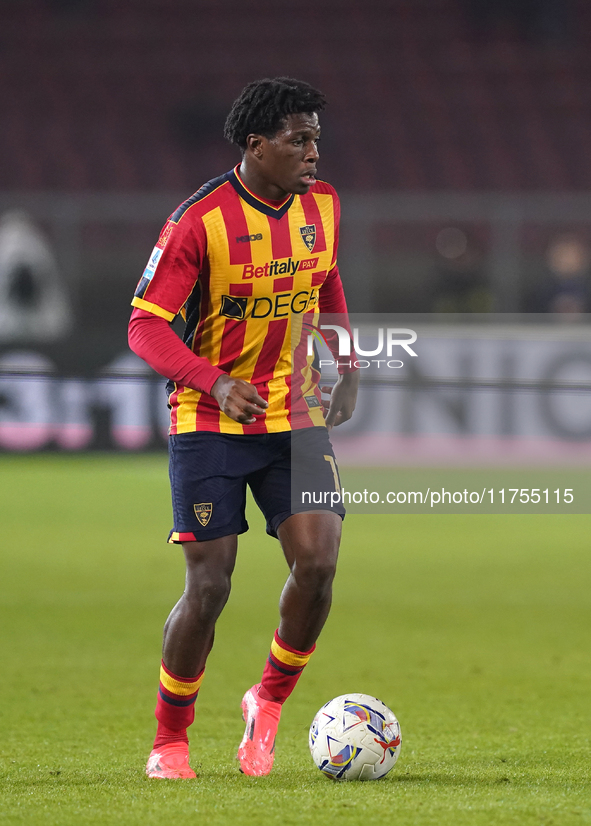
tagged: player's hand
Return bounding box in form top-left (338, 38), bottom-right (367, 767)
top-left (210, 375), bottom-right (268, 425)
top-left (322, 370), bottom-right (359, 430)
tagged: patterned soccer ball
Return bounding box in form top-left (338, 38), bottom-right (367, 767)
top-left (309, 693), bottom-right (401, 780)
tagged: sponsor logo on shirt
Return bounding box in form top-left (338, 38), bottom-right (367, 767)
top-left (219, 288), bottom-right (319, 320)
top-left (242, 257), bottom-right (318, 279)
top-left (220, 295), bottom-right (248, 320)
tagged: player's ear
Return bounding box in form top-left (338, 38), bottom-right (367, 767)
top-left (245, 133), bottom-right (265, 158)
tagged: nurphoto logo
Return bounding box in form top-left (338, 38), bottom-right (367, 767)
top-left (306, 325), bottom-right (418, 369)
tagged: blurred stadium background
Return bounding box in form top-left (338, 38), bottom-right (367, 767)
top-left (1, 5), bottom-right (590, 824)
top-left (2, 0), bottom-right (591, 453)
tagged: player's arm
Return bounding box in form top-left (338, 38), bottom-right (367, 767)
top-left (129, 215), bottom-right (267, 425)
top-left (128, 312), bottom-right (267, 425)
top-left (318, 263), bottom-right (359, 429)
top-left (322, 371), bottom-right (359, 430)
top-left (209, 374), bottom-right (268, 425)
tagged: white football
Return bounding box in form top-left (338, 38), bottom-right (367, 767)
top-left (309, 693), bottom-right (401, 780)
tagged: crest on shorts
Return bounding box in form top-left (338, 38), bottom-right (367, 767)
top-left (194, 503), bottom-right (212, 527)
top-left (299, 224), bottom-right (316, 253)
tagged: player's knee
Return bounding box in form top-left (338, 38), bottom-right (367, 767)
top-left (295, 552), bottom-right (337, 593)
top-left (182, 540), bottom-right (235, 614)
top-left (184, 568), bottom-right (233, 620)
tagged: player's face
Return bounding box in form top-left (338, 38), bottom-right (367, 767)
top-left (259, 112), bottom-right (321, 196)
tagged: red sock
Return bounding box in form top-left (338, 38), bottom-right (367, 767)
top-left (153, 661), bottom-right (204, 748)
top-left (258, 630), bottom-right (315, 704)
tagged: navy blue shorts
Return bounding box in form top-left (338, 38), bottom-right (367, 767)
top-left (168, 428), bottom-right (345, 543)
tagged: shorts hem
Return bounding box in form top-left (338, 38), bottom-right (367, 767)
top-left (168, 523), bottom-right (249, 544)
top-left (267, 507), bottom-right (345, 539)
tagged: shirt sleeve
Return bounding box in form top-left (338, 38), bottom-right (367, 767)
top-left (128, 308), bottom-right (225, 394)
top-left (131, 212), bottom-right (207, 322)
top-left (318, 264), bottom-right (349, 315)
top-left (318, 191), bottom-right (358, 374)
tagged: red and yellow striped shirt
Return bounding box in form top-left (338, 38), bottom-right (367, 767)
top-left (131, 166), bottom-right (349, 435)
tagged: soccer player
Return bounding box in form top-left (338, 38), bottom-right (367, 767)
top-left (128, 77), bottom-right (358, 778)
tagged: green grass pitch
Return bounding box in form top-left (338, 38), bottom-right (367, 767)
top-left (0, 454), bottom-right (589, 826)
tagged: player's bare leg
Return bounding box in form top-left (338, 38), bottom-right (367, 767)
top-left (163, 537), bottom-right (238, 675)
top-left (238, 511), bottom-right (341, 776)
top-left (276, 511), bottom-right (342, 651)
top-left (147, 536), bottom-right (238, 779)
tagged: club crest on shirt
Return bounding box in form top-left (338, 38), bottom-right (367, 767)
top-left (299, 224), bottom-right (316, 253)
top-left (194, 503), bottom-right (212, 527)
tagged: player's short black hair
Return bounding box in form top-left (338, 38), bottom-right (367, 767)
top-left (224, 77), bottom-right (327, 149)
